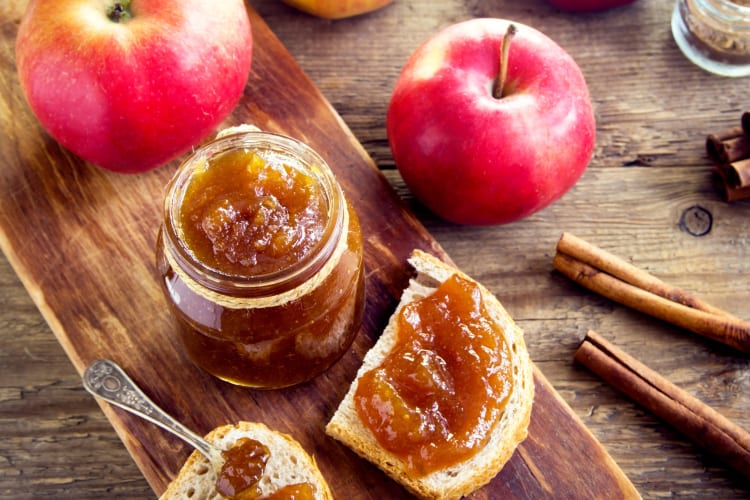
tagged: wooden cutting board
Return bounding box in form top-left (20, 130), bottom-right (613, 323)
top-left (0, 3), bottom-right (638, 498)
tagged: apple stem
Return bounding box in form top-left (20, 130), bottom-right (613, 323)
top-left (108, 1), bottom-right (132, 23)
top-left (492, 24), bottom-right (517, 99)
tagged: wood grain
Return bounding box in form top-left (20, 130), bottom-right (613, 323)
top-left (3, 0), bottom-right (750, 498)
top-left (0, 1), bottom-right (640, 499)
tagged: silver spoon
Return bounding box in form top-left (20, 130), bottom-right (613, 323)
top-left (82, 359), bottom-right (225, 470)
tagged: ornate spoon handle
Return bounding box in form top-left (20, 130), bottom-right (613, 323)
top-left (82, 359), bottom-right (223, 465)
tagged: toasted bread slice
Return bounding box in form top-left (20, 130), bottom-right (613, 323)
top-left (326, 249), bottom-right (534, 499)
top-left (160, 421), bottom-right (332, 500)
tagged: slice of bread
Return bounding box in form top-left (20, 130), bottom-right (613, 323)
top-left (326, 249), bottom-right (534, 499)
top-left (160, 421), bottom-right (332, 500)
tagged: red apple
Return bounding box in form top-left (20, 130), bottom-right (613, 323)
top-left (277, 0), bottom-right (393, 19)
top-left (386, 18), bottom-right (595, 225)
top-left (546, 0), bottom-right (639, 12)
top-left (15, 0), bottom-right (253, 174)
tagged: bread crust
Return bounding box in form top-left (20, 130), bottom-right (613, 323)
top-left (160, 421), bottom-right (333, 500)
top-left (326, 249), bottom-right (535, 499)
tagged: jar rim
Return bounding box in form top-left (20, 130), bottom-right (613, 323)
top-left (687, 0), bottom-right (750, 30)
top-left (161, 130), bottom-right (345, 297)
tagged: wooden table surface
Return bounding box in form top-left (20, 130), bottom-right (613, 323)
top-left (2, 0), bottom-right (750, 498)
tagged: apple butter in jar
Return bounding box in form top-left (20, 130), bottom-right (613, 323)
top-left (156, 128), bottom-right (365, 388)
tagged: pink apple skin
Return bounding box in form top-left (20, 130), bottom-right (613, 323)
top-left (546, 0), bottom-right (639, 12)
top-left (15, 0), bottom-right (253, 174)
top-left (386, 18), bottom-right (595, 225)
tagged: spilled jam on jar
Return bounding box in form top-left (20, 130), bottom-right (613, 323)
top-left (354, 274), bottom-right (512, 476)
top-left (215, 438), bottom-right (315, 499)
top-left (178, 148), bottom-right (328, 277)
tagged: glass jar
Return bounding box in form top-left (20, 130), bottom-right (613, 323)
top-left (672, 0), bottom-right (750, 77)
top-left (156, 128), bottom-right (365, 389)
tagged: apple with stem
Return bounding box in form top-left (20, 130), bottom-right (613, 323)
top-left (15, 0), bottom-right (253, 174)
top-left (386, 18), bottom-right (596, 225)
top-left (277, 0), bottom-right (393, 19)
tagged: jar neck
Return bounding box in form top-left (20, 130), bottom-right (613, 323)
top-left (161, 131), bottom-right (346, 298)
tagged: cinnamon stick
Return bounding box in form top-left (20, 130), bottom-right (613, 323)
top-left (741, 109), bottom-right (750, 137)
top-left (556, 232), bottom-right (739, 320)
top-left (554, 233), bottom-right (750, 353)
top-left (575, 330), bottom-right (750, 477)
top-left (713, 167), bottom-right (750, 202)
top-left (706, 116), bottom-right (750, 201)
top-left (727, 157), bottom-right (750, 188)
top-left (706, 126), bottom-right (750, 164)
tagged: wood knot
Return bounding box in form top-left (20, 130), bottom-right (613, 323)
top-left (679, 205), bottom-right (712, 237)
